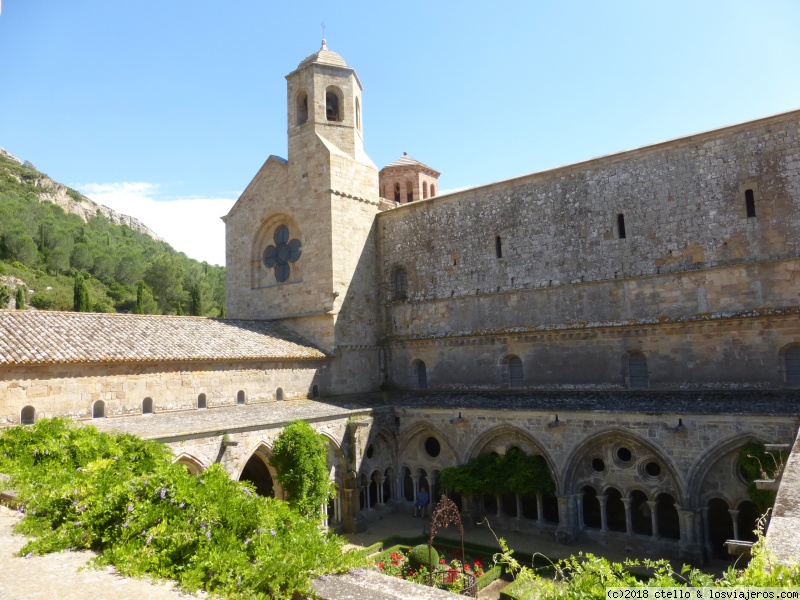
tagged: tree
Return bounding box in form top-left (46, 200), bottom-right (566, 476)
top-left (272, 420), bottom-right (332, 519)
top-left (73, 275), bottom-right (91, 312)
top-left (0, 285), bottom-right (9, 308)
top-left (15, 286), bottom-right (25, 310)
top-left (134, 281), bottom-right (158, 315)
top-left (218, 303), bottom-right (226, 318)
top-left (175, 302), bottom-right (184, 316)
top-left (189, 282), bottom-right (203, 316)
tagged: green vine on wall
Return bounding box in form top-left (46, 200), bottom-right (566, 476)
top-left (440, 448), bottom-right (555, 496)
top-left (737, 442), bottom-right (787, 514)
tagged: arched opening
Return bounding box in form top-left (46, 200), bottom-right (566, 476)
top-left (239, 455), bottom-right (275, 497)
top-left (630, 490), bottom-right (651, 535)
top-left (745, 189), bottom-right (756, 218)
top-left (237, 390), bottom-right (246, 405)
top-left (417, 469), bottom-right (429, 499)
top-left (582, 486), bottom-right (601, 529)
top-left (707, 498), bottom-right (734, 558)
top-left (296, 90), bottom-right (308, 125)
top-left (414, 360), bottom-right (427, 389)
top-left (508, 355), bottom-right (523, 388)
top-left (606, 488), bottom-right (626, 532)
top-left (617, 214), bottom-right (627, 239)
top-left (369, 471), bottom-right (379, 507)
top-left (276, 387), bottom-right (284, 401)
top-left (406, 180), bottom-right (414, 203)
top-left (394, 183), bottom-right (401, 203)
top-left (786, 346), bottom-right (800, 386)
top-left (501, 493), bottom-right (517, 517)
top-left (92, 400), bottom-right (105, 419)
top-left (430, 184), bottom-right (436, 197)
top-left (542, 491), bottom-right (560, 523)
top-left (521, 494), bottom-right (538, 520)
top-left (656, 493), bottom-right (681, 540)
top-left (311, 384), bottom-right (320, 398)
top-left (403, 467), bottom-right (414, 501)
top-left (393, 266), bottom-right (407, 300)
top-left (142, 397), bottom-right (153, 414)
top-left (737, 500), bottom-right (760, 542)
top-left (20, 405), bottom-right (35, 425)
top-left (355, 97), bottom-right (361, 130)
top-left (197, 393), bottom-right (207, 409)
top-left (176, 456), bottom-right (204, 476)
top-left (326, 88), bottom-right (340, 121)
top-left (483, 493), bottom-right (498, 515)
top-left (423, 181), bottom-right (428, 199)
top-left (626, 352), bottom-right (649, 389)
top-left (495, 236), bottom-right (503, 258)
top-left (383, 468), bottom-right (392, 502)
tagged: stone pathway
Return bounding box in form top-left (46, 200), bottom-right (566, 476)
top-left (0, 506), bottom-right (203, 600)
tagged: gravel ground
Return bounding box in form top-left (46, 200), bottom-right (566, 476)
top-left (0, 505), bottom-right (204, 600)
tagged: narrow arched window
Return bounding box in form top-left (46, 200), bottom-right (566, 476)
top-left (296, 91), bottom-right (308, 125)
top-left (20, 405), bottom-right (35, 425)
top-left (237, 390), bottom-right (246, 405)
top-left (627, 353), bottom-right (649, 389)
top-left (617, 214), bottom-right (627, 239)
top-left (326, 89), bottom-right (340, 121)
top-left (394, 183), bottom-right (401, 203)
top-left (423, 181), bottom-right (428, 199)
top-left (276, 387), bottom-right (284, 401)
top-left (495, 236), bottom-right (503, 258)
top-left (355, 97), bottom-right (361, 130)
top-left (406, 181), bottom-right (414, 203)
top-left (311, 384), bottom-right (320, 399)
top-left (745, 189), bottom-right (756, 218)
top-left (142, 397), bottom-right (153, 414)
top-left (92, 400), bottom-right (105, 419)
top-left (430, 184), bottom-right (436, 197)
top-left (415, 361), bottom-right (427, 389)
top-left (508, 356), bottom-right (523, 388)
top-left (197, 393), bottom-right (207, 409)
top-left (393, 267), bottom-right (407, 300)
top-left (786, 347), bottom-right (800, 387)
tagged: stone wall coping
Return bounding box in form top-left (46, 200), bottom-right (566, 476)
top-left (311, 568), bottom-right (461, 599)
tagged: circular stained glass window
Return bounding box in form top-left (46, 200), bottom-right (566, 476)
top-left (263, 224), bottom-right (302, 283)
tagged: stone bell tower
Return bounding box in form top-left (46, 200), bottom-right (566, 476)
top-left (223, 41), bottom-right (388, 394)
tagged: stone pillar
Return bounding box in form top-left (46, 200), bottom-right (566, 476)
top-left (577, 492), bottom-right (585, 529)
top-left (678, 506), bottom-right (703, 564)
top-left (555, 494), bottom-right (577, 543)
top-left (516, 494), bottom-right (523, 521)
top-left (376, 476), bottom-right (386, 506)
top-left (729, 509), bottom-right (740, 541)
top-left (536, 493), bottom-right (544, 523)
top-left (496, 494), bottom-right (503, 517)
top-left (622, 498), bottom-right (633, 536)
top-left (647, 501), bottom-right (658, 537)
top-left (701, 506), bottom-right (712, 558)
top-left (412, 476), bottom-right (419, 503)
top-left (598, 495), bottom-right (608, 532)
top-left (396, 475), bottom-right (403, 501)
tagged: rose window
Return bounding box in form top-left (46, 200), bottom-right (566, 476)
top-left (263, 225), bottom-right (301, 283)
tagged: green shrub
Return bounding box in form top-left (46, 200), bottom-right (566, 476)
top-left (408, 543), bottom-right (439, 571)
top-left (0, 418), bottom-right (361, 598)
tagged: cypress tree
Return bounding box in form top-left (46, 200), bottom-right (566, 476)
top-left (15, 286), bottom-right (25, 310)
top-left (73, 276), bottom-right (90, 312)
top-left (135, 281), bottom-right (145, 314)
top-left (218, 303), bottom-right (226, 319)
top-left (0, 285), bottom-right (9, 308)
top-left (189, 282), bottom-right (202, 316)
top-left (176, 302), bottom-right (184, 316)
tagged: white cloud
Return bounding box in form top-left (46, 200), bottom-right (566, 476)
top-left (77, 182), bottom-right (235, 266)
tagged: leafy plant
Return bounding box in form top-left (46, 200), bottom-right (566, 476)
top-left (0, 418), bottom-right (361, 598)
top-left (0, 284), bottom-right (9, 308)
top-left (739, 443), bottom-right (787, 513)
top-left (272, 420), bottom-right (333, 519)
top-left (15, 285), bottom-right (25, 309)
top-left (440, 449), bottom-right (555, 496)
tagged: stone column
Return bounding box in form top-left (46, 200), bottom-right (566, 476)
top-left (577, 492), bottom-right (585, 529)
top-left (376, 476), bottom-right (386, 506)
top-left (598, 495), bottom-right (608, 532)
top-left (536, 493), bottom-right (544, 523)
top-left (701, 506), bottom-right (712, 557)
top-left (555, 494), bottom-right (577, 543)
top-left (516, 494), bottom-right (523, 521)
top-left (729, 509), bottom-right (740, 541)
top-left (412, 476), bottom-right (419, 503)
top-left (622, 498), bottom-right (633, 536)
top-left (647, 501), bottom-right (658, 537)
top-left (496, 494), bottom-right (503, 517)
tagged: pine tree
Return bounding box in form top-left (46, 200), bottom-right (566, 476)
top-left (15, 286), bottom-right (25, 310)
top-left (73, 276), bottom-right (90, 312)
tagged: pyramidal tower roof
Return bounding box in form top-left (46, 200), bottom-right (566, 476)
top-left (383, 152), bottom-right (441, 175)
top-left (297, 39), bottom-right (348, 68)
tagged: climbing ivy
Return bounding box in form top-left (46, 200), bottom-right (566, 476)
top-left (738, 442), bottom-right (787, 514)
top-left (440, 448), bottom-right (555, 496)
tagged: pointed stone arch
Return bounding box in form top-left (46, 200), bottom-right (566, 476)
top-left (398, 420), bottom-right (458, 461)
top-left (235, 442), bottom-right (285, 499)
top-left (250, 213), bottom-right (304, 289)
top-left (174, 452), bottom-right (206, 476)
top-left (561, 426), bottom-right (685, 503)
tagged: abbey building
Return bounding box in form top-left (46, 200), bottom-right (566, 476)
top-left (2, 42), bottom-right (800, 564)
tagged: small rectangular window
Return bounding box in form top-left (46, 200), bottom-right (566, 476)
top-left (495, 236), bottom-right (503, 258)
top-left (617, 214), bottom-right (627, 239)
top-left (745, 189), bottom-right (756, 218)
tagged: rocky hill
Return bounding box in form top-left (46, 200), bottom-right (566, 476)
top-left (0, 147), bottom-right (163, 241)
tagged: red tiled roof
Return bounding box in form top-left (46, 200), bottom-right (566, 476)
top-left (0, 310), bottom-right (329, 365)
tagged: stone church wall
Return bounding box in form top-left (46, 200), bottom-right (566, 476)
top-left (379, 111), bottom-right (800, 333)
top-left (0, 359), bottom-right (329, 425)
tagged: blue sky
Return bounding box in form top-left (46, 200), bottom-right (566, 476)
top-left (1, 1), bottom-right (799, 266)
